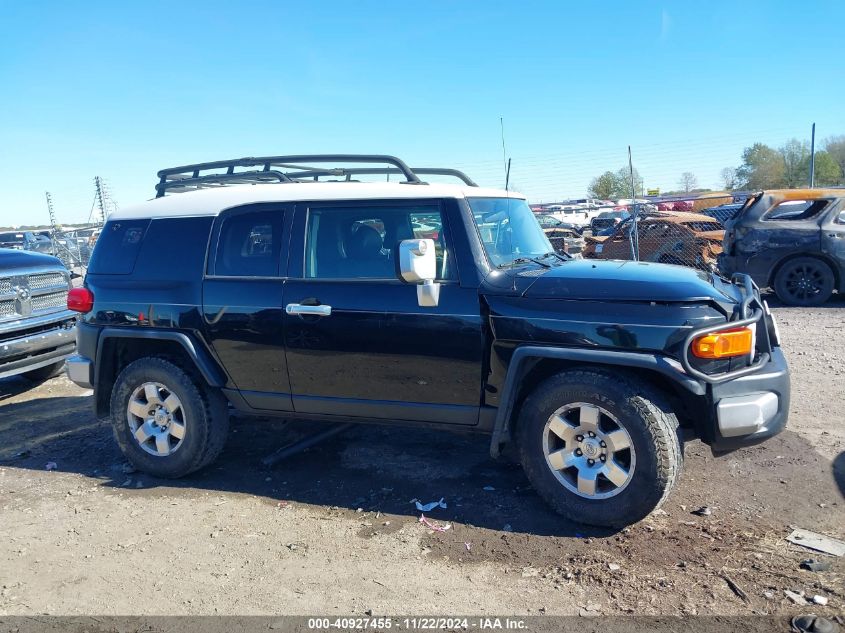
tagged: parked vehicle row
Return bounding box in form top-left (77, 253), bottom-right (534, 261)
top-left (582, 211), bottom-right (724, 271)
top-left (572, 188), bottom-right (844, 305)
top-left (0, 226), bottom-right (101, 264)
top-left (0, 230), bottom-right (53, 254)
top-left (535, 214), bottom-right (585, 256)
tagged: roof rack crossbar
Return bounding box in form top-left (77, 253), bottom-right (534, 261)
top-left (155, 154), bottom-right (424, 197)
top-left (154, 170), bottom-right (293, 196)
top-left (281, 167), bottom-right (478, 187)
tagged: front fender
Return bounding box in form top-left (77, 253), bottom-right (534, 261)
top-left (489, 345), bottom-right (705, 457)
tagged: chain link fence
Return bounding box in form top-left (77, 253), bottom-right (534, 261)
top-left (538, 192), bottom-right (750, 273)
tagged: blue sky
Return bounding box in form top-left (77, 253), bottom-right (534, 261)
top-left (1, 0), bottom-right (843, 225)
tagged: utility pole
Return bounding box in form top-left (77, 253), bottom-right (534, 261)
top-left (45, 192), bottom-right (57, 235)
top-left (628, 146), bottom-right (639, 261)
top-left (809, 122), bottom-right (816, 188)
top-left (94, 176), bottom-right (108, 224)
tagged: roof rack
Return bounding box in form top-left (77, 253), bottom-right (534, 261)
top-left (155, 154), bottom-right (478, 197)
top-left (280, 167), bottom-right (478, 187)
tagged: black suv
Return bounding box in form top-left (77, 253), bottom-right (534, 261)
top-left (720, 189), bottom-right (845, 305)
top-left (66, 155), bottom-right (790, 527)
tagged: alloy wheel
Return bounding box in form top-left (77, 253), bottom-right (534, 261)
top-left (783, 262), bottom-right (826, 302)
top-left (126, 382), bottom-right (187, 457)
top-left (542, 402), bottom-right (636, 499)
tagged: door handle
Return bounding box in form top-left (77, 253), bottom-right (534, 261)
top-left (286, 303), bottom-right (332, 317)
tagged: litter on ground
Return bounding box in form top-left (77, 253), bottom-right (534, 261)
top-left (786, 528), bottom-right (845, 557)
top-left (413, 498), bottom-right (447, 512)
top-left (418, 514), bottom-right (451, 532)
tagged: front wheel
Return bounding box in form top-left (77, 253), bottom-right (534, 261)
top-left (517, 370), bottom-right (682, 527)
top-left (109, 357), bottom-right (229, 478)
top-left (773, 257), bottom-right (834, 306)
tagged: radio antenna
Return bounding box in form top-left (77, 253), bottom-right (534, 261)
top-left (500, 117), bottom-right (509, 190)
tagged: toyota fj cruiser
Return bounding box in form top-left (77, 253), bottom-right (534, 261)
top-left (66, 155), bottom-right (789, 527)
top-left (1, 248), bottom-right (76, 382)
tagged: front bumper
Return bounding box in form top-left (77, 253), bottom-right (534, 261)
top-left (0, 315), bottom-right (76, 379)
top-left (709, 346), bottom-right (790, 452)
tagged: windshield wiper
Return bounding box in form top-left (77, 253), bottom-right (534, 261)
top-left (538, 250), bottom-right (571, 262)
top-left (499, 256), bottom-right (551, 269)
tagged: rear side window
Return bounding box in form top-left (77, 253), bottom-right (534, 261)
top-left (87, 220), bottom-right (151, 275)
top-left (212, 209), bottom-right (283, 277)
top-left (133, 217), bottom-right (214, 280)
top-left (764, 199), bottom-right (828, 221)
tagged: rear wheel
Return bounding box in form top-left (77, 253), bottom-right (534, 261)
top-left (517, 370), bottom-right (682, 527)
top-left (109, 357), bottom-right (229, 478)
top-left (773, 257), bottom-right (834, 306)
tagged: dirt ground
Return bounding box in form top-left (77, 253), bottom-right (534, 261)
top-left (1, 295), bottom-right (843, 618)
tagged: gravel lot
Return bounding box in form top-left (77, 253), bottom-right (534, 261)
top-left (0, 296), bottom-right (843, 618)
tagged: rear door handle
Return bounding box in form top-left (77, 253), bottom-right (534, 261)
top-left (286, 303), bottom-right (332, 317)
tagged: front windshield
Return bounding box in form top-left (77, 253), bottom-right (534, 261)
top-left (468, 197), bottom-right (554, 267)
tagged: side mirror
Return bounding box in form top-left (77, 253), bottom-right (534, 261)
top-left (396, 238), bottom-right (440, 307)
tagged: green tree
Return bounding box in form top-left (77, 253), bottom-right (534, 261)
top-left (811, 151), bottom-right (843, 186)
top-left (735, 143), bottom-right (786, 190)
top-left (780, 138), bottom-right (810, 188)
top-left (823, 135), bottom-right (845, 183)
top-left (588, 167), bottom-right (643, 200)
top-left (587, 171), bottom-right (619, 199)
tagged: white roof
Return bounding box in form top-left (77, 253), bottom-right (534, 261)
top-left (111, 182), bottom-right (524, 220)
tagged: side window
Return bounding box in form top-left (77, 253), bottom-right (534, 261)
top-left (213, 210), bottom-right (283, 277)
top-left (87, 219), bottom-right (151, 275)
top-left (764, 199), bottom-right (829, 221)
top-left (305, 205), bottom-right (455, 280)
top-left (836, 208), bottom-right (845, 225)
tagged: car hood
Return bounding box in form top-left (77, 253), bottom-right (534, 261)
top-left (698, 229), bottom-right (725, 241)
top-left (0, 248), bottom-right (62, 269)
top-left (521, 259), bottom-right (739, 303)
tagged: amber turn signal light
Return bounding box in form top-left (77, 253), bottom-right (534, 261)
top-left (691, 328), bottom-right (753, 359)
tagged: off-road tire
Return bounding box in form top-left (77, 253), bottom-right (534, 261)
top-left (773, 257), bottom-right (835, 306)
top-left (517, 369), bottom-right (682, 527)
top-left (110, 357), bottom-right (229, 478)
top-left (22, 361), bottom-right (65, 383)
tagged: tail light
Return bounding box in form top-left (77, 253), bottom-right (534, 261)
top-left (691, 327), bottom-right (753, 359)
top-left (67, 287), bottom-right (94, 313)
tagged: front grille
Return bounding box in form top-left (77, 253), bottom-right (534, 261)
top-left (28, 272), bottom-right (66, 290)
top-left (31, 291), bottom-right (67, 312)
top-left (0, 269), bottom-right (69, 320)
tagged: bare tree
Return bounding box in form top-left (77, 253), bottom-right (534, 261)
top-left (720, 167), bottom-right (737, 190)
top-left (678, 172), bottom-right (698, 193)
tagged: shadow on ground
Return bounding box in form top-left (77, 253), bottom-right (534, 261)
top-left (835, 451), bottom-right (845, 499)
top-left (1, 376), bottom-right (842, 539)
top-left (762, 289), bottom-right (845, 309)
